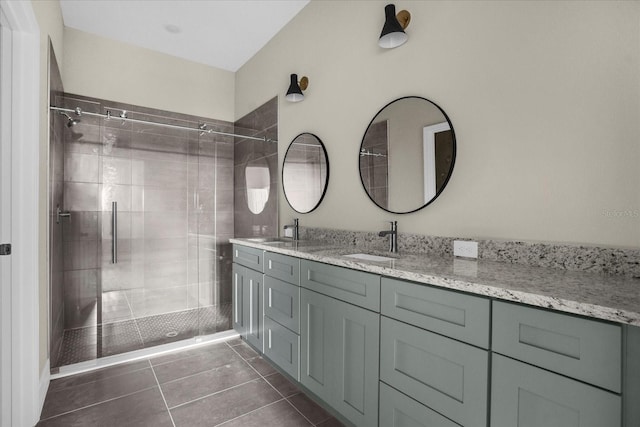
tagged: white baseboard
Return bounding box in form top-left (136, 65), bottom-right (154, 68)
top-left (38, 360), bottom-right (50, 416)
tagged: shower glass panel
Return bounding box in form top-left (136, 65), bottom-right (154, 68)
top-left (53, 95), bottom-right (233, 368)
top-left (193, 130), bottom-right (234, 337)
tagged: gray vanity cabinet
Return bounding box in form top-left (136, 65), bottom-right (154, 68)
top-left (232, 262), bottom-right (264, 352)
top-left (492, 301), bottom-right (621, 392)
top-left (233, 244), bottom-right (264, 271)
top-left (263, 315), bottom-right (299, 379)
top-left (380, 317), bottom-right (489, 427)
top-left (381, 277), bottom-right (490, 349)
top-left (491, 354), bottom-right (621, 427)
top-left (491, 301), bottom-right (624, 427)
top-left (301, 288), bottom-right (380, 427)
top-left (264, 251), bottom-right (300, 285)
top-left (300, 259), bottom-right (380, 311)
top-left (379, 383), bottom-right (461, 427)
top-left (262, 253), bottom-right (301, 380)
top-left (264, 276), bottom-right (300, 334)
top-left (231, 242), bottom-right (635, 427)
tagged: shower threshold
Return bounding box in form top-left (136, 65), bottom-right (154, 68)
top-left (52, 304), bottom-right (233, 371)
top-left (51, 329), bottom-right (239, 379)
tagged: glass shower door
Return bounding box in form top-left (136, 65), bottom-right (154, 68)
top-left (53, 97), bottom-right (235, 369)
top-left (98, 111), bottom-right (202, 355)
top-left (194, 129), bottom-right (233, 337)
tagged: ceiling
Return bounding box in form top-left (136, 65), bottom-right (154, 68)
top-left (59, 0), bottom-right (310, 72)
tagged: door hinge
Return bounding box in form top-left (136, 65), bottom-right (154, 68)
top-left (0, 244), bottom-right (11, 256)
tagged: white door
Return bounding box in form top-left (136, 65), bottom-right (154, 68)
top-left (423, 122), bottom-right (451, 204)
top-left (0, 8), bottom-right (13, 426)
top-left (0, 2), bottom-right (41, 426)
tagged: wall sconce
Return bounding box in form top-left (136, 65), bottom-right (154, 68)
top-left (286, 73), bottom-right (309, 102)
top-left (379, 4), bottom-right (411, 49)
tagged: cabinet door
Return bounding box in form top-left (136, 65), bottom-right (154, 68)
top-left (379, 383), bottom-right (461, 427)
top-left (264, 275), bottom-right (300, 334)
top-left (491, 354), bottom-right (621, 427)
top-left (264, 316), bottom-right (300, 380)
top-left (232, 263), bottom-right (246, 336)
top-left (243, 267), bottom-right (263, 352)
top-left (301, 289), bottom-right (380, 427)
top-left (380, 317), bottom-right (488, 427)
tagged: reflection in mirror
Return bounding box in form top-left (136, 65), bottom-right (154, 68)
top-left (245, 157), bottom-right (270, 214)
top-left (282, 133), bottom-right (329, 214)
top-left (359, 96), bottom-right (455, 214)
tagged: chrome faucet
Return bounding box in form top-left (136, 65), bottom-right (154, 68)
top-left (284, 218), bottom-right (299, 241)
top-left (378, 221), bottom-right (398, 253)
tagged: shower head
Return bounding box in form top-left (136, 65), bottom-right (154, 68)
top-left (59, 112), bottom-right (80, 128)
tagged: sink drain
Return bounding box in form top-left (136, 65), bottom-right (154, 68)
top-left (165, 331), bottom-right (178, 338)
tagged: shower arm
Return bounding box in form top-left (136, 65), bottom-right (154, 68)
top-left (49, 106), bottom-right (278, 143)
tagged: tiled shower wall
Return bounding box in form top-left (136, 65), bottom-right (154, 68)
top-left (58, 93), bottom-right (234, 331)
top-left (48, 44), bottom-right (65, 368)
top-left (360, 121), bottom-right (389, 209)
top-left (234, 97), bottom-right (278, 237)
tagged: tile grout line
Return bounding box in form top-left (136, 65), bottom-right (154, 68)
top-left (212, 398), bottom-right (303, 427)
top-left (38, 384), bottom-right (158, 422)
top-left (156, 360), bottom-right (255, 392)
top-left (49, 361), bottom-right (153, 393)
top-left (124, 290), bottom-right (147, 347)
top-left (167, 377), bottom-right (264, 410)
top-left (150, 363), bottom-right (177, 427)
top-left (226, 341), bottom-right (322, 426)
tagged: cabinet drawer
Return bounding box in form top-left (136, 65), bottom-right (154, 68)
top-left (264, 276), bottom-right (300, 334)
top-left (492, 301), bottom-right (621, 392)
top-left (264, 316), bottom-right (300, 381)
top-left (380, 317), bottom-right (488, 427)
top-left (264, 252), bottom-right (300, 285)
top-left (491, 354), bottom-right (621, 427)
top-left (381, 277), bottom-right (490, 348)
top-left (301, 260), bottom-right (380, 311)
top-left (379, 383), bottom-right (461, 427)
top-left (233, 244), bottom-right (263, 272)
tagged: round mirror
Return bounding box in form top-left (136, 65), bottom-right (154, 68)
top-left (359, 96), bottom-right (456, 214)
top-left (245, 157), bottom-right (270, 214)
top-left (282, 133), bottom-right (329, 213)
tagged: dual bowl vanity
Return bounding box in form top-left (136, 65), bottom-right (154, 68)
top-left (230, 237), bottom-right (640, 427)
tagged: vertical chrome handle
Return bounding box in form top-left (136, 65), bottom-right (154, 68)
top-left (112, 201), bottom-right (118, 264)
top-left (249, 279), bottom-right (254, 334)
top-left (234, 274), bottom-right (239, 323)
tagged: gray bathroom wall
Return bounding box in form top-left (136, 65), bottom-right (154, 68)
top-left (234, 97), bottom-right (278, 237)
top-left (48, 43), bottom-right (65, 368)
top-left (58, 93), bottom-right (234, 332)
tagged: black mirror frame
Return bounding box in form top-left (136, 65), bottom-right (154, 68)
top-left (282, 132), bottom-right (330, 214)
top-left (359, 96), bottom-right (457, 214)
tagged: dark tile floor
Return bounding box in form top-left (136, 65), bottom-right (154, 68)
top-left (54, 304), bottom-right (232, 368)
top-left (39, 339), bottom-right (345, 427)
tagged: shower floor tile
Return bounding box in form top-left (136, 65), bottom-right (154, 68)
top-left (54, 304), bottom-right (232, 368)
top-left (39, 340), bottom-right (345, 427)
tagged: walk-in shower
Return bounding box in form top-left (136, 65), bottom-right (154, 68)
top-left (48, 93), bottom-right (277, 371)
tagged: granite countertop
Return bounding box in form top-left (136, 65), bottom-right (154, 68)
top-left (230, 238), bottom-right (640, 327)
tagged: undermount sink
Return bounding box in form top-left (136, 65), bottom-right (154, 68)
top-left (344, 253), bottom-right (396, 262)
top-left (246, 237), bottom-right (291, 244)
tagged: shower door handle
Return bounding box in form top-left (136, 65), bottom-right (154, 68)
top-left (112, 201), bottom-right (118, 264)
top-left (56, 205), bottom-right (71, 224)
